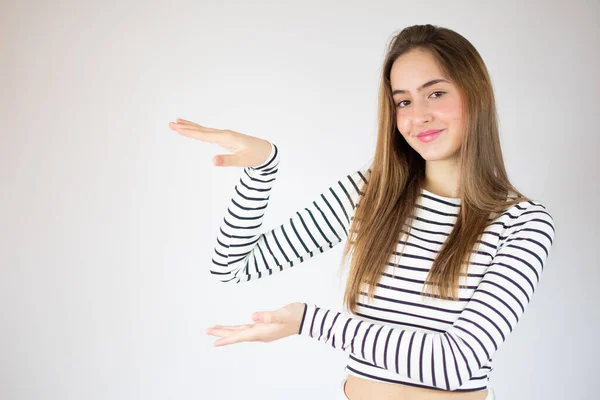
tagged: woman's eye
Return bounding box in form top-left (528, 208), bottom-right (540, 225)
top-left (396, 91), bottom-right (446, 109)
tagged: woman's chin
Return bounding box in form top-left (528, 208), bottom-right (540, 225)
top-left (418, 150), bottom-right (460, 162)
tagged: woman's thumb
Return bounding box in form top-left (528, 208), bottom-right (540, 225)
top-left (252, 311), bottom-right (277, 323)
top-left (213, 154), bottom-right (238, 167)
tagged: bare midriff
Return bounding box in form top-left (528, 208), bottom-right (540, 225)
top-left (343, 374), bottom-right (488, 400)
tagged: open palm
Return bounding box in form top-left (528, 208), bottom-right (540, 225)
top-left (168, 118), bottom-right (273, 167)
top-left (205, 302), bottom-right (305, 347)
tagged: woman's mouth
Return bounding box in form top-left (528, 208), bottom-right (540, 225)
top-left (417, 129), bottom-right (444, 143)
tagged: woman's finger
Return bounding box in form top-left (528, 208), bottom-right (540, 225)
top-left (252, 311), bottom-right (277, 323)
top-left (171, 124), bottom-right (233, 144)
top-left (169, 120), bottom-right (218, 133)
top-left (175, 118), bottom-right (199, 126)
top-left (205, 327), bottom-right (237, 338)
top-left (206, 324), bottom-right (256, 338)
top-left (214, 336), bottom-right (241, 347)
top-left (213, 153), bottom-right (241, 167)
top-left (212, 329), bottom-right (254, 347)
top-left (209, 324), bottom-right (253, 331)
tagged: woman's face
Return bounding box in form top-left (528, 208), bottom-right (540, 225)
top-left (390, 48), bottom-right (466, 162)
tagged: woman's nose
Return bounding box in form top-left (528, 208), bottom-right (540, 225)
top-left (412, 101), bottom-right (432, 124)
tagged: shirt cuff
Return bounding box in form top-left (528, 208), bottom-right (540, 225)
top-left (249, 142), bottom-right (278, 172)
top-left (297, 303), bottom-right (318, 337)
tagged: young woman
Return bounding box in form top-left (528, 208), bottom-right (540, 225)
top-left (169, 24), bottom-right (555, 400)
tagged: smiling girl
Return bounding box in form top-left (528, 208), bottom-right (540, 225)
top-left (170, 24), bottom-right (555, 400)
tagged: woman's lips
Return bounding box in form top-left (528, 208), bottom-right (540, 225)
top-left (417, 129), bottom-right (444, 143)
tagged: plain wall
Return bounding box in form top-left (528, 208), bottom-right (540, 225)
top-left (1, 0), bottom-right (599, 399)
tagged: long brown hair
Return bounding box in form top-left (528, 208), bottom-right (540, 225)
top-left (340, 24), bottom-right (529, 314)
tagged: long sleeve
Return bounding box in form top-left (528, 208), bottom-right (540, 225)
top-left (297, 202), bottom-right (556, 391)
top-left (210, 142), bottom-right (370, 284)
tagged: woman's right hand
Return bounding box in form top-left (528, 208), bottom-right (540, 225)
top-left (168, 118), bottom-right (273, 168)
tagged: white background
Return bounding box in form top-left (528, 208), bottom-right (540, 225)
top-left (1, 1), bottom-right (599, 399)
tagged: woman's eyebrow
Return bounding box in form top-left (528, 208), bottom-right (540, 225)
top-left (392, 78), bottom-right (450, 95)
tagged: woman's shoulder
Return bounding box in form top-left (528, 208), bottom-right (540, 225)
top-left (504, 192), bottom-right (554, 220)
top-left (498, 196), bottom-right (556, 243)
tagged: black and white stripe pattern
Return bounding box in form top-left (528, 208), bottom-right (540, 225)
top-left (211, 142), bottom-right (369, 283)
top-left (211, 142), bottom-right (556, 392)
top-left (297, 195), bottom-right (555, 392)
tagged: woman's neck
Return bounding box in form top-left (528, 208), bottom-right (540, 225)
top-left (423, 158), bottom-right (461, 198)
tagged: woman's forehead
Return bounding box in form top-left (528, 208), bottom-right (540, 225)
top-left (390, 51), bottom-right (448, 89)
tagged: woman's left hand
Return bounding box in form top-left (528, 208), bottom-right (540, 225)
top-left (205, 302), bottom-right (306, 347)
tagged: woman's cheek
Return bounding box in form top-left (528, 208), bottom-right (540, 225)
top-left (437, 96), bottom-right (464, 121)
top-left (396, 114), bottom-right (410, 135)
top-left (434, 103), bottom-right (459, 119)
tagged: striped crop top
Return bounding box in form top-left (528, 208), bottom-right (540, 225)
top-left (210, 142), bottom-right (556, 392)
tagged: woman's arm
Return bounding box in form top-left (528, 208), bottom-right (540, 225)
top-left (297, 202), bottom-right (556, 391)
top-left (210, 142), bottom-right (371, 284)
